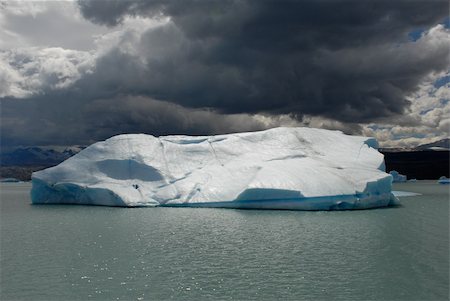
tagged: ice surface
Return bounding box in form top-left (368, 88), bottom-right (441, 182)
top-left (389, 170), bottom-right (407, 183)
top-left (438, 176), bottom-right (450, 184)
top-left (31, 127), bottom-right (399, 210)
top-left (0, 178), bottom-right (21, 183)
top-left (392, 191), bottom-right (421, 197)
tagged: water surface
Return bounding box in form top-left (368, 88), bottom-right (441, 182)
top-left (1, 181), bottom-right (448, 300)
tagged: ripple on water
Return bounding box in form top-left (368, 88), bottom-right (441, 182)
top-left (0, 182), bottom-right (448, 300)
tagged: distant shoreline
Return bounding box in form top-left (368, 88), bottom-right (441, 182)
top-left (382, 150), bottom-right (449, 180)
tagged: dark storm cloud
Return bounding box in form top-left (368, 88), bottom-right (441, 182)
top-left (1, 0), bottom-right (449, 147)
top-left (0, 93), bottom-right (273, 146)
top-left (76, 0), bottom-right (449, 122)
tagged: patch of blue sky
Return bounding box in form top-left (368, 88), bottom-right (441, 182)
top-left (393, 133), bottom-right (427, 140)
top-left (442, 16), bottom-right (450, 28)
top-left (408, 28), bottom-right (424, 41)
top-left (367, 124), bottom-right (391, 131)
top-left (420, 108), bottom-right (434, 115)
top-left (407, 17), bottom-right (449, 42)
top-left (434, 75), bottom-right (450, 89)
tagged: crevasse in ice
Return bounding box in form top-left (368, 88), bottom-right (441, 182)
top-left (31, 127), bottom-right (399, 210)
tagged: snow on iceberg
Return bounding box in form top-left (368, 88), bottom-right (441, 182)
top-left (31, 127), bottom-right (399, 210)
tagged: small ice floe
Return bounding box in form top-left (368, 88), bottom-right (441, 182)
top-left (0, 178), bottom-right (21, 183)
top-left (389, 170), bottom-right (407, 183)
top-left (438, 176), bottom-right (450, 184)
top-left (392, 191), bottom-right (421, 197)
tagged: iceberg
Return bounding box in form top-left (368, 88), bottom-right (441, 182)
top-left (438, 176), bottom-right (450, 184)
top-left (0, 178), bottom-right (21, 183)
top-left (31, 127), bottom-right (399, 210)
top-left (389, 170), bottom-right (407, 183)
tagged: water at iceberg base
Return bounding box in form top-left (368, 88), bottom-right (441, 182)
top-left (31, 127), bottom-right (399, 210)
top-left (2, 181), bottom-right (448, 301)
top-left (31, 178), bottom-right (398, 210)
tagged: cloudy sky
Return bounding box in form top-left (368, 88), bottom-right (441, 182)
top-left (1, 0), bottom-right (449, 149)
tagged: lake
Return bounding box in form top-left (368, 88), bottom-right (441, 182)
top-left (1, 181), bottom-right (448, 300)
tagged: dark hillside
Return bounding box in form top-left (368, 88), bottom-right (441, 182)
top-left (382, 150), bottom-right (449, 180)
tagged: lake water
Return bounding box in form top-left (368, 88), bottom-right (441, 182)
top-left (1, 181), bottom-right (448, 301)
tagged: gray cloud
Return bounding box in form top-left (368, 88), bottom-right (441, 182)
top-left (1, 93), bottom-right (298, 146)
top-left (1, 0), bottom-right (449, 148)
top-left (0, 47), bottom-right (94, 98)
top-left (0, 1), bottom-right (113, 50)
top-left (75, 0), bottom-right (449, 122)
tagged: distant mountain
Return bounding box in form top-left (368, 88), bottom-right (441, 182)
top-left (382, 150), bottom-right (449, 180)
top-left (0, 146), bottom-right (86, 181)
top-left (414, 138), bottom-right (450, 151)
top-left (380, 138), bottom-right (450, 152)
top-left (379, 138), bottom-right (449, 179)
top-left (0, 146), bottom-right (85, 167)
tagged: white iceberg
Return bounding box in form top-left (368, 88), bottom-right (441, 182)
top-left (389, 170), bottom-right (407, 183)
top-left (31, 127), bottom-right (399, 210)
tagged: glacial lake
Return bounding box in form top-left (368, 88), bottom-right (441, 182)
top-left (1, 181), bottom-right (448, 301)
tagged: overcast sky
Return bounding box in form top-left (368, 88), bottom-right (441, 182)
top-left (0, 0), bottom-right (449, 149)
